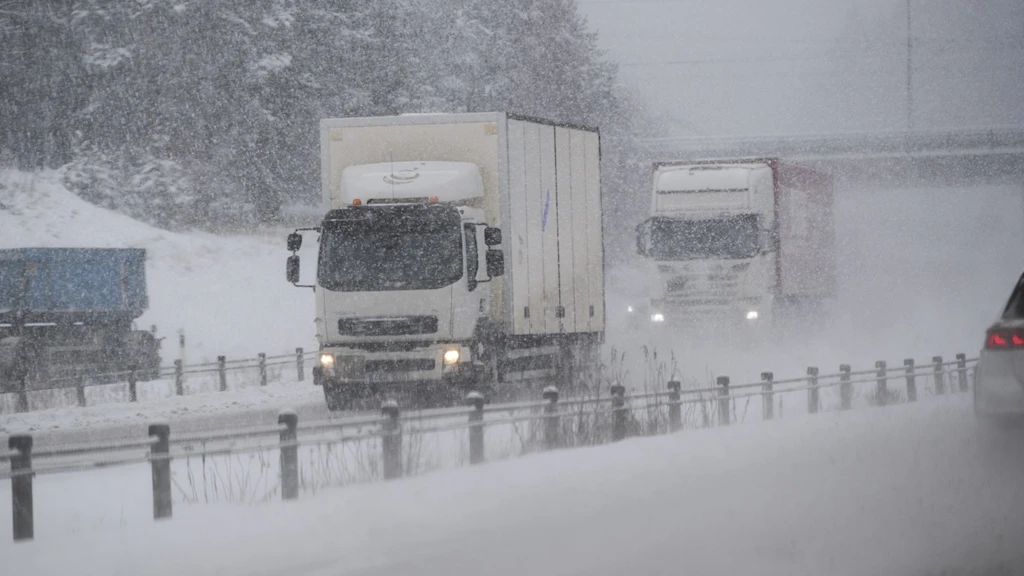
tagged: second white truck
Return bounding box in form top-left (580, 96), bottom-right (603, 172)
top-left (633, 158), bottom-right (835, 334)
top-left (287, 113), bottom-right (605, 410)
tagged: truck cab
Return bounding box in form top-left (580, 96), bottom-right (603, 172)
top-left (635, 163), bottom-right (778, 332)
top-left (288, 161), bottom-right (504, 410)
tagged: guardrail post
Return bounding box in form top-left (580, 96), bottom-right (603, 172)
top-left (218, 356), bottom-right (227, 392)
top-left (717, 376), bottom-right (730, 426)
top-left (174, 360), bottom-right (184, 396)
top-left (259, 353), bottom-right (267, 387)
top-left (9, 434), bottom-right (33, 541)
top-left (956, 353), bottom-right (968, 393)
top-left (14, 368), bottom-right (28, 409)
top-left (128, 365), bottom-right (138, 403)
top-left (667, 380), bottom-right (682, 432)
top-left (13, 366), bottom-right (28, 412)
top-left (761, 372), bottom-right (774, 420)
top-left (933, 356), bottom-right (945, 395)
top-left (279, 410), bottom-right (298, 500)
top-left (807, 366), bottom-right (819, 415)
top-left (543, 386), bottom-right (559, 450)
top-left (76, 374), bottom-right (87, 407)
top-left (839, 365), bottom-right (852, 410)
top-left (296, 348), bottom-right (304, 382)
top-left (381, 400), bottom-right (402, 480)
top-left (149, 423), bottom-right (172, 520)
top-left (466, 391), bottom-right (485, 464)
top-left (875, 361), bottom-right (888, 407)
top-left (611, 384), bottom-right (627, 442)
top-left (904, 359), bottom-right (917, 402)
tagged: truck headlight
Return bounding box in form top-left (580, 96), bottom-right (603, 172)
top-left (627, 305), bottom-right (634, 313)
top-left (746, 310), bottom-right (759, 320)
top-left (319, 353), bottom-right (335, 368)
top-left (443, 349), bottom-right (461, 366)
top-left (651, 313), bottom-right (665, 323)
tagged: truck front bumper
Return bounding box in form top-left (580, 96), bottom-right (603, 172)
top-left (649, 298), bottom-right (770, 331)
top-left (315, 343), bottom-right (477, 389)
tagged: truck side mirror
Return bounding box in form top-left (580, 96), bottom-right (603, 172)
top-left (286, 255), bottom-right (300, 284)
top-left (486, 249), bottom-right (505, 278)
top-left (635, 230), bottom-right (646, 256)
top-left (484, 227), bottom-right (502, 247)
top-left (287, 232), bottom-right (302, 252)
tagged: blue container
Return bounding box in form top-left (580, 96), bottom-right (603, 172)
top-left (0, 248), bottom-right (148, 318)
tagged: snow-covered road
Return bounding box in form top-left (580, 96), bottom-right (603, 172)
top-left (6, 394), bottom-right (1024, 576)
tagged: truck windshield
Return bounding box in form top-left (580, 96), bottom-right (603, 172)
top-left (650, 214), bottom-right (760, 260)
top-left (318, 205), bottom-right (463, 292)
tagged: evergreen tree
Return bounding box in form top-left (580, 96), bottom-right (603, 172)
top-left (0, 0), bottom-right (642, 239)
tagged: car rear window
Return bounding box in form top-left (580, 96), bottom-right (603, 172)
top-left (1002, 272), bottom-right (1024, 319)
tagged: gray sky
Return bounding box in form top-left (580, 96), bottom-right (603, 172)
top-left (578, 0), bottom-right (1024, 137)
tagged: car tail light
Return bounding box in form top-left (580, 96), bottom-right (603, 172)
top-left (985, 329), bottom-right (1024, 349)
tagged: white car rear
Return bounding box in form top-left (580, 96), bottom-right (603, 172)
top-left (975, 271), bottom-right (1024, 421)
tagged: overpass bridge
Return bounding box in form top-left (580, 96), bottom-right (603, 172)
top-left (641, 127), bottom-right (1024, 187)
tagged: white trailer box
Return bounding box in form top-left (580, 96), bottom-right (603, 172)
top-left (320, 113), bottom-right (605, 338)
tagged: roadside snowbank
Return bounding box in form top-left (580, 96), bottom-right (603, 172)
top-left (5, 395), bottom-right (1023, 576)
top-left (0, 169), bottom-right (317, 363)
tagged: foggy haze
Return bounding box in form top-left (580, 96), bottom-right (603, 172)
top-left (3, 1), bottom-right (1024, 575)
top-left (582, 0), bottom-right (1024, 135)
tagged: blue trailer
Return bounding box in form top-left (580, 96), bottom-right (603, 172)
top-left (0, 248), bottom-right (162, 390)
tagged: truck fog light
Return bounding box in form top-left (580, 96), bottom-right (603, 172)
top-left (443, 349), bottom-right (461, 365)
top-left (319, 353), bottom-right (335, 368)
top-left (651, 313), bottom-right (665, 323)
top-left (746, 310), bottom-right (759, 320)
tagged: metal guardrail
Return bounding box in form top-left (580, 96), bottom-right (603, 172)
top-left (1, 351), bottom-right (978, 542)
top-left (0, 347), bottom-right (317, 413)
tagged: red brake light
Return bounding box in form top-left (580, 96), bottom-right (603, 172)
top-left (986, 330), bottom-right (1024, 349)
top-left (988, 332), bottom-right (1009, 348)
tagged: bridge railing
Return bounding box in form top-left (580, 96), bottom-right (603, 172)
top-left (642, 126), bottom-right (1024, 158)
top-left (1, 351), bottom-right (977, 541)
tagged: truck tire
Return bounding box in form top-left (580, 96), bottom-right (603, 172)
top-left (323, 383), bottom-right (347, 412)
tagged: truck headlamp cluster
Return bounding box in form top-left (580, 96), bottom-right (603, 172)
top-left (319, 353), bottom-right (335, 368)
top-left (651, 313), bottom-right (665, 323)
top-left (443, 349), bottom-right (461, 366)
top-left (746, 310), bottom-right (759, 321)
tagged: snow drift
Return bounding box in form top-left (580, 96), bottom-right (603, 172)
top-left (0, 169), bottom-right (316, 363)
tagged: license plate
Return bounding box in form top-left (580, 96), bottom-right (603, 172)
top-left (368, 372), bottom-right (410, 384)
top-left (336, 355), bottom-right (366, 381)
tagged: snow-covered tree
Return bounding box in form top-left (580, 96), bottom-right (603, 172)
top-left (0, 0), bottom-right (643, 239)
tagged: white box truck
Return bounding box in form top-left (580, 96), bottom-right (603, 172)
top-left (633, 158), bottom-right (835, 334)
top-left (286, 113), bottom-right (605, 410)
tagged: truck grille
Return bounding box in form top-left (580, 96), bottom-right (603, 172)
top-left (666, 273), bottom-right (739, 298)
top-left (365, 358), bottom-right (436, 373)
top-left (337, 316), bottom-right (438, 336)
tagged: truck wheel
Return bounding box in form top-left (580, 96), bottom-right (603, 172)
top-left (323, 384), bottom-right (347, 412)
